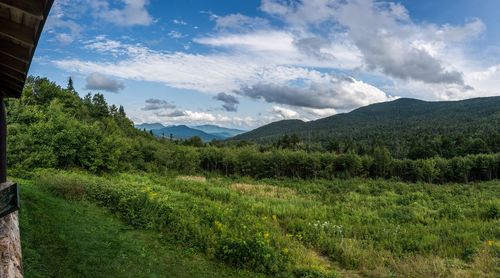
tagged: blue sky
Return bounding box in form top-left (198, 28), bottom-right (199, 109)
top-left (30, 0), bottom-right (500, 129)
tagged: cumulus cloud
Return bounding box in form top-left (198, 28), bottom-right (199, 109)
top-left (213, 93), bottom-right (239, 112)
top-left (89, 0), bottom-right (154, 26)
top-left (260, 0), bottom-right (337, 27)
top-left (293, 37), bottom-right (335, 61)
top-left (270, 106), bottom-right (300, 119)
top-left (142, 99), bottom-right (176, 111)
top-left (84, 72), bottom-right (125, 92)
top-left (334, 0), bottom-right (468, 85)
top-left (236, 74), bottom-right (392, 110)
top-left (53, 0), bottom-right (500, 125)
top-left (260, 0), bottom-right (483, 87)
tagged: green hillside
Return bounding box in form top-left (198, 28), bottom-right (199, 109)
top-left (234, 97), bottom-right (500, 158)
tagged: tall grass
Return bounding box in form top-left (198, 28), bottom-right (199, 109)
top-left (34, 170), bottom-right (499, 277)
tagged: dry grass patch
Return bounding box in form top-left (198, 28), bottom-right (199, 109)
top-left (230, 183), bottom-right (297, 199)
top-left (301, 248), bottom-right (335, 273)
top-left (389, 253), bottom-right (499, 278)
top-left (176, 176), bottom-right (207, 183)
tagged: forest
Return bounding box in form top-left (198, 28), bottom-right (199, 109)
top-left (7, 77), bottom-right (500, 277)
top-left (233, 97), bottom-right (500, 160)
top-left (6, 77), bottom-right (500, 184)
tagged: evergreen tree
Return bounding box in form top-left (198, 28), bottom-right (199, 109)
top-left (118, 105), bottom-right (126, 117)
top-left (67, 76), bottom-right (75, 92)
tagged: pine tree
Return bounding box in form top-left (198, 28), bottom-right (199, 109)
top-left (67, 76), bottom-right (75, 92)
top-left (118, 105), bottom-right (126, 117)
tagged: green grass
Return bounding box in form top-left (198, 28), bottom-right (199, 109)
top-left (19, 180), bottom-right (262, 278)
top-left (23, 170), bottom-right (500, 277)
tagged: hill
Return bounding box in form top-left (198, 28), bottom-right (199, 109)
top-left (234, 97), bottom-right (500, 157)
top-left (152, 125), bottom-right (224, 141)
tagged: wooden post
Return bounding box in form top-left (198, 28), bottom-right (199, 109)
top-left (0, 96), bottom-right (22, 277)
top-left (0, 96), bottom-right (6, 183)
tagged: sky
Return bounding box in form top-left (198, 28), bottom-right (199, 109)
top-left (29, 0), bottom-right (500, 129)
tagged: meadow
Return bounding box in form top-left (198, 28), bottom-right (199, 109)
top-left (20, 169), bottom-right (499, 277)
top-left (8, 77), bottom-right (500, 277)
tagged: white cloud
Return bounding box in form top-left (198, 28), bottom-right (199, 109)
top-left (173, 19), bottom-right (187, 25)
top-left (52, 0), bottom-right (500, 125)
top-left (56, 38), bottom-right (363, 95)
top-left (214, 13), bottom-right (270, 31)
top-left (84, 72), bottom-right (125, 92)
top-left (132, 109), bottom-right (260, 129)
top-left (236, 74), bottom-right (393, 110)
top-left (45, 0), bottom-right (83, 44)
top-left (270, 106), bottom-right (300, 119)
top-left (168, 31), bottom-right (186, 39)
top-left (260, 0), bottom-right (337, 27)
top-left (301, 108), bottom-right (337, 118)
top-left (195, 30), bottom-right (296, 53)
top-left (89, 0), bottom-right (154, 26)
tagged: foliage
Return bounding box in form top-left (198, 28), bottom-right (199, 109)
top-left (33, 170), bottom-right (500, 277)
top-left (233, 98), bottom-right (500, 159)
top-left (7, 77), bottom-right (500, 185)
top-left (20, 180), bottom-right (261, 278)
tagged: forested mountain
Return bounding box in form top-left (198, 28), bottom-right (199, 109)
top-left (193, 125), bottom-right (246, 138)
top-left (135, 123), bottom-right (244, 140)
top-left (151, 125), bottom-right (223, 141)
top-left (235, 97), bottom-right (500, 158)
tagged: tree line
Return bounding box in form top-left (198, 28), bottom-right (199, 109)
top-left (6, 76), bottom-right (500, 184)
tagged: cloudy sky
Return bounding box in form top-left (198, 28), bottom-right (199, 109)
top-left (30, 0), bottom-right (500, 129)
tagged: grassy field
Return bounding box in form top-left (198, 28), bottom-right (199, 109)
top-left (19, 180), bottom-right (262, 278)
top-left (21, 170), bottom-right (500, 277)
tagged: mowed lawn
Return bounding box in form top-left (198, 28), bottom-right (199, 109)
top-left (19, 171), bottom-right (500, 277)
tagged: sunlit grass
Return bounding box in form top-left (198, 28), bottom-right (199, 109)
top-left (30, 170), bottom-right (500, 277)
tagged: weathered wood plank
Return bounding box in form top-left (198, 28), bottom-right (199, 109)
top-left (0, 52), bottom-right (27, 74)
top-left (0, 0), bottom-right (45, 17)
top-left (0, 17), bottom-right (35, 47)
top-left (0, 37), bottom-right (31, 63)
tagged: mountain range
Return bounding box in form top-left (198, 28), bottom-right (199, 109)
top-left (233, 96), bottom-right (500, 143)
top-left (135, 123), bottom-right (246, 141)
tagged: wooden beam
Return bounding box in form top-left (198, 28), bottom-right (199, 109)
top-left (0, 0), bottom-right (45, 17)
top-left (0, 86), bottom-right (20, 98)
top-left (0, 85), bottom-right (22, 98)
top-left (0, 74), bottom-right (23, 92)
top-left (0, 74), bottom-right (23, 97)
top-left (0, 17), bottom-right (35, 47)
top-left (0, 37), bottom-right (31, 63)
top-left (0, 52), bottom-right (27, 74)
top-left (0, 64), bottom-right (25, 82)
